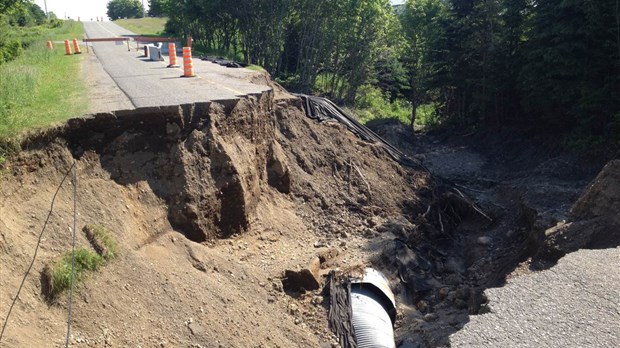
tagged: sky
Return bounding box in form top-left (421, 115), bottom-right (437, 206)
top-left (33, 0), bottom-right (149, 21)
top-left (34, 0), bottom-right (403, 22)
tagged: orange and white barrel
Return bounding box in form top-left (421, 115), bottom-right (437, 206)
top-left (182, 47), bottom-right (195, 77)
top-left (167, 43), bottom-right (179, 67)
top-left (64, 40), bottom-right (72, 55)
top-left (72, 39), bottom-right (81, 54)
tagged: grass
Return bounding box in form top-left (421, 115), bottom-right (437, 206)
top-left (44, 20), bottom-right (84, 41)
top-left (246, 64), bottom-right (266, 72)
top-left (84, 224), bottom-right (118, 261)
top-left (114, 17), bottom-right (167, 35)
top-left (46, 248), bottom-right (103, 299)
top-left (0, 21), bottom-right (87, 142)
top-left (0, 20), bottom-right (87, 156)
top-left (44, 224), bottom-right (118, 299)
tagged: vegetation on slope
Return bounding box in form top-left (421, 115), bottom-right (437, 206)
top-left (44, 225), bottom-right (118, 300)
top-left (113, 17), bottom-right (167, 36)
top-left (0, 2), bottom-right (86, 160)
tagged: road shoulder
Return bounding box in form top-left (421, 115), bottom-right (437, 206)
top-left (81, 48), bottom-right (134, 113)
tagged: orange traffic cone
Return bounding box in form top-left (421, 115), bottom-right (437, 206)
top-left (46, 41), bottom-right (53, 50)
top-left (182, 47), bottom-right (195, 77)
top-left (64, 40), bottom-right (72, 55)
top-left (72, 39), bottom-right (82, 54)
top-left (167, 43), bottom-right (179, 68)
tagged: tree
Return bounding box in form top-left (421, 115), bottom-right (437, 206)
top-left (0, 0), bottom-right (28, 14)
top-left (400, 0), bottom-right (450, 129)
top-left (106, 0), bottom-right (144, 20)
top-left (520, 0), bottom-right (620, 139)
top-left (148, 0), bottom-right (165, 17)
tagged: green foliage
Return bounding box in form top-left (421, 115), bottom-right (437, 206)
top-left (0, 20), bottom-right (87, 140)
top-left (107, 0), bottom-right (144, 20)
top-left (415, 103), bottom-right (441, 129)
top-left (351, 85), bottom-right (412, 125)
top-left (86, 224), bottom-right (119, 261)
top-left (396, 0), bottom-right (619, 147)
top-left (163, 0), bottom-right (397, 104)
top-left (148, 0), bottom-right (166, 17)
top-left (47, 248), bottom-right (103, 298)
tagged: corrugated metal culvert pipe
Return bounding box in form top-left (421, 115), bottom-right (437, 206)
top-left (350, 268), bottom-right (397, 348)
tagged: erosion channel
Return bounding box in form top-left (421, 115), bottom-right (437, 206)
top-left (0, 90), bottom-right (617, 347)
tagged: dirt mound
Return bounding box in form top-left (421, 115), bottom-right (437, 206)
top-left (0, 91), bottom-right (427, 347)
top-left (536, 160), bottom-right (620, 263)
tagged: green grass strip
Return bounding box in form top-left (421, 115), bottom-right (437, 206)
top-left (0, 21), bottom-right (87, 144)
top-left (114, 17), bottom-right (167, 36)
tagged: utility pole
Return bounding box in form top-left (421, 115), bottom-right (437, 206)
top-left (142, 0), bottom-right (146, 18)
top-left (43, 0), bottom-right (49, 19)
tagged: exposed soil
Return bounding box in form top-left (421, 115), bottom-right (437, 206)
top-left (1, 89), bottom-right (617, 348)
top-left (0, 92), bottom-right (426, 347)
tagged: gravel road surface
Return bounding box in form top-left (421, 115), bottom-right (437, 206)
top-left (450, 247), bottom-right (620, 348)
top-left (82, 21), bottom-right (270, 108)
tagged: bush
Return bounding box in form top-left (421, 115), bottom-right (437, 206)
top-left (415, 103), bottom-right (441, 129)
top-left (352, 85), bottom-right (411, 125)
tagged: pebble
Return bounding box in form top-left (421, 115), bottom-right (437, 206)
top-left (416, 300), bottom-right (429, 313)
top-left (477, 236), bottom-right (492, 246)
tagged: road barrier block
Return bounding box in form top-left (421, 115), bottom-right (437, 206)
top-left (167, 43), bottom-right (179, 68)
top-left (182, 47), bottom-right (196, 77)
top-left (72, 39), bottom-right (82, 54)
top-left (64, 40), bottom-right (72, 55)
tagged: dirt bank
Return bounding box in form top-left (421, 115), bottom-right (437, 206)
top-left (0, 92), bottom-right (427, 347)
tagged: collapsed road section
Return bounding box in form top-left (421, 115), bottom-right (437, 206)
top-left (0, 90), bottom-right (427, 347)
top-left (1, 86), bottom-right (618, 347)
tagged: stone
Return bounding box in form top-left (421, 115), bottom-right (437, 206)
top-left (282, 257), bottom-right (322, 292)
top-left (477, 236), bottom-right (492, 246)
top-left (317, 248), bottom-right (339, 263)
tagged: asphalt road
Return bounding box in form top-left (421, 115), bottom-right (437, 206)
top-left (82, 21), bottom-right (270, 108)
top-left (450, 247), bottom-right (620, 347)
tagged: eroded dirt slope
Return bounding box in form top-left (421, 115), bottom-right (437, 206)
top-left (0, 92), bottom-right (427, 347)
